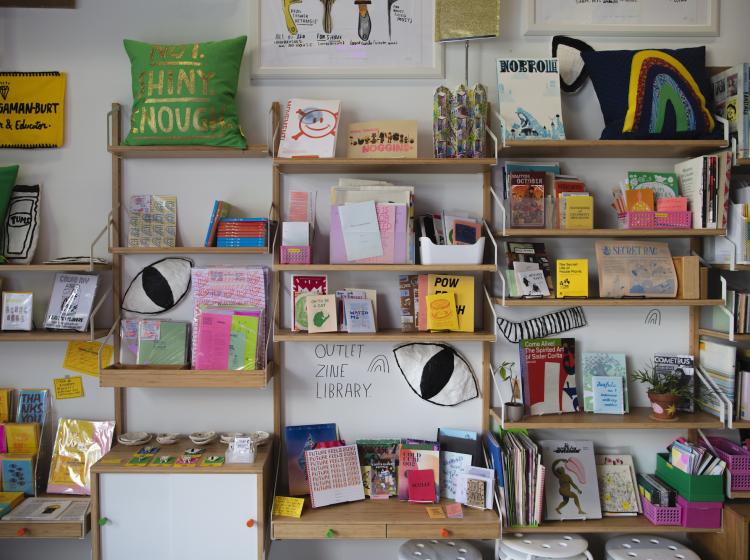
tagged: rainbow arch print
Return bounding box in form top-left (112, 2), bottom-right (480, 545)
top-left (623, 50), bottom-right (714, 135)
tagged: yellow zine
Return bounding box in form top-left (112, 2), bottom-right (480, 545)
top-left (273, 496), bottom-right (305, 518)
top-left (0, 72), bottom-right (66, 148)
top-left (63, 341), bottom-right (112, 377)
top-left (556, 259), bottom-right (589, 298)
top-left (53, 376), bottom-right (84, 400)
top-left (427, 274), bottom-right (475, 332)
top-left (564, 196), bottom-right (594, 229)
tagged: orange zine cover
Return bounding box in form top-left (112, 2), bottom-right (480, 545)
top-left (625, 189), bottom-right (654, 212)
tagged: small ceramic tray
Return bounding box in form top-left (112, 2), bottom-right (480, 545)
top-left (156, 433), bottom-right (180, 445)
top-left (250, 431), bottom-right (271, 446)
top-left (220, 432), bottom-right (248, 444)
top-left (189, 431), bottom-right (216, 445)
top-left (118, 432), bottom-right (152, 446)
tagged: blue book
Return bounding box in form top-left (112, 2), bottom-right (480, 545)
top-left (15, 389), bottom-right (49, 425)
top-left (285, 423), bottom-right (338, 496)
top-left (483, 431), bottom-right (504, 489)
top-left (203, 200), bottom-right (232, 247)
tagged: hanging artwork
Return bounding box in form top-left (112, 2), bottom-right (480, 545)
top-left (0, 72), bottom-right (65, 148)
top-left (251, 0), bottom-right (443, 78)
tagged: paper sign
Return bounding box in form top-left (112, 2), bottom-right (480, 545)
top-left (425, 505), bottom-right (446, 519)
top-left (445, 502), bottom-right (464, 519)
top-left (53, 376), bottom-right (84, 400)
top-left (63, 341), bottom-right (112, 376)
top-left (273, 496), bottom-right (305, 518)
top-left (338, 200), bottom-right (383, 261)
top-left (0, 72), bottom-right (66, 148)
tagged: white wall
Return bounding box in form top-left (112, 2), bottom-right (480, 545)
top-left (2, 1), bottom-right (750, 558)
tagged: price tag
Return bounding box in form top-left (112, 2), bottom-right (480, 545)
top-left (273, 496), bottom-right (304, 518)
top-left (53, 376), bottom-right (84, 400)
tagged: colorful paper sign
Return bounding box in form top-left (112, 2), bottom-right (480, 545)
top-left (272, 496), bottom-right (305, 518)
top-left (63, 341), bottom-right (112, 376)
top-left (0, 72), bottom-right (66, 148)
top-left (52, 376), bottom-right (84, 400)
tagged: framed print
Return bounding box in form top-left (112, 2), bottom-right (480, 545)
top-left (251, 0), bottom-right (444, 79)
top-left (525, 0), bottom-right (719, 37)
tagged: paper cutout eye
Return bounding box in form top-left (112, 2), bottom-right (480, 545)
top-left (393, 343), bottom-right (478, 406)
top-left (121, 257), bottom-right (193, 314)
top-left (552, 35), bottom-right (595, 93)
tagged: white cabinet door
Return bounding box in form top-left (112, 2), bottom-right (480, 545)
top-left (171, 474), bottom-right (258, 560)
top-left (100, 473), bottom-right (172, 560)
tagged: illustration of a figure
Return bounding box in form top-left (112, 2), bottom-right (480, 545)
top-left (282, 0), bottom-right (302, 35)
top-left (387, 0), bottom-right (398, 39)
top-left (355, 0), bottom-right (372, 41)
top-left (321, 0), bottom-right (336, 34)
top-left (552, 458), bottom-right (587, 515)
top-left (291, 106), bottom-right (339, 141)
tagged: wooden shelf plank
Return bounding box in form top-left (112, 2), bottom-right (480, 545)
top-left (273, 157), bottom-right (497, 174)
top-left (490, 407), bottom-right (723, 429)
top-left (710, 263), bottom-right (750, 271)
top-left (498, 228), bottom-right (726, 238)
top-left (273, 263), bottom-right (496, 272)
top-left (272, 498), bottom-right (500, 540)
top-left (99, 365), bottom-right (273, 388)
top-left (0, 329), bottom-right (109, 342)
top-left (0, 263), bottom-right (110, 272)
top-left (736, 158), bottom-right (750, 167)
top-left (274, 329), bottom-right (495, 342)
top-left (108, 144), bottom-right (269, 159)
top-left (507, 516), bottom-right (719, 534)
top-left (729, 491), bottom-right (750, 499)
top-left (496, 298), bottom-right (723, 308)
top-left (731, 420), bottom-right (750, 429)
top-left (498, 139), bottom-right (728, 159)
top-left (698, 329), bottom-right (750, 342)
top-left (111, 246), bottom-right (270, 255)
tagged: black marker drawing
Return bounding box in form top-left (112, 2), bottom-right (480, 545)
top-left (645, 309), bottom-right (661, 326)
top-left (368, 354), bottom-right (390, 373)
top-left (387, 0), bottom-right (397, 39)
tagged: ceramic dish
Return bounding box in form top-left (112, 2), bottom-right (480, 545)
top-left (220, 432), bottom-right (248, 444)
top-left (250, 431), bottom-right (271, 446)
top-left (189, 431), bottom-right (216, 444)
top-left (156, 433), bottom-right (180, 445)
top-left (118, 432), bottom-right (151, 446)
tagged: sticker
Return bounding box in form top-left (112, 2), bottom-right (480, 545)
top-left (425, 505), bottom-right (446, 519)
top-left (63, 341), bottom-right (113, 376)
top-left (273, 496), bottom-right (305, 518)
top-left (53, 376), bottom-right (84, 400)
top-left (121, 319), bottom-right (139, 339)
top-left (139, 320), bottom-right (160, 341)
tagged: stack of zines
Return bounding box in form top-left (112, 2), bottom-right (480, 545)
top-left (216, 218), bottom-right (268, 248)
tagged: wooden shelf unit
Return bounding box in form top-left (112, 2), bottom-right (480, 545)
top-left (273, 263), bottom-right (496, 272)
top-left (108, 144), bottom-right (269, 159)
top-left (0, 263), bottom-right (110, 272)
top-left (505, 516), bottom-right (719, 534)
top-left (497, 139), bottom-right (728, 159)
top-left (736, 158), bottom-right (750, 167)
top-left (698, 329), bottom-right (750, 342)
top-left (273, 157), bottom-right (497, 174)
top-left (99, 364), bottom-right (273, 388)
top-left (0, 329), bottom-right (109, 342)
top-left (272, 498), bottom-right (500, 540)
top-left (497, 298), bottom-right (723, 308)
top-left (0, 498), bottom-right (91, 540)
top-left (274, 329), bottom-right (495, 343)
top-left (497, 228), bottom-right (726, 238)
top-left (731, 420), bottom-right (750, 429)
top-left (111, 246), bottom-right (270, 255)
top-left (490, 407), bottom-right (724, 430)
top-left (710, 263), bottom-right (750, 271)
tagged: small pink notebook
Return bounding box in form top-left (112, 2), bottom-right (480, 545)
top-left (195, 313), bottom-right (232, 370)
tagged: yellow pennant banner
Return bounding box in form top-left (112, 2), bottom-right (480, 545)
top-left (0, 72), bottom-right (66, 148)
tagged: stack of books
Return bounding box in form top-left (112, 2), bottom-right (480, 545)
top-left (500, 431), bottom-right (544, 527)
top-left (503, 242), bottom-right (553, 299)
top-left (398, 274), bottom-right (475, 332)
top-left (711, 65), bottom-right (749, 160)
top-left (216, 218), bottom-right (268, 248)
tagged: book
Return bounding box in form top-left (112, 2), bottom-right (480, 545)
top-left (438, 427), bottom-right (482, 466)
top-left (563, 195), bottom-right (593, 229)
top-left (582, 353), bottom-right (628, 413)
top-left (356, 439), bottom-right (399, 498)
top-left (305, 444), bottom-right (365, 508)
top-left (596, 453), bottom-right (641, 513)
top-left (556, 259), bottom-right (588, 298)
top-left (2, 454), bottom-right (35, 495)
top-left (399, 275), bottom-right (418, 332)
top-left (451, 219), bottom-right (482, 245)
top-left (347, 120), bottom-right (417, 159)
top-left (285, 423), bottom-right (338, 496)
top-left (698, 338), bottom-right (737, 418)
top-left (596, 464), bottom-right (639, 516)
top-left (407, 469), bottom-right (438, 504)
top-left (127, 194), bottom-right (177, 248)
top-left (370, 462), bottom-right (397, 499)
top-left (540, 440), bottom-right (602, 521)
top-left (455, 466), bottom-right (494, 510)
top-left (440, 451), bottom-right (472, 500)
top-left (712, 64), bottom-right (749, 159)
top-left (0, 491), bottom-right (24, 517)
top-left (594, 240), bottom-right (677, 298)
top-left (15, 389), bottom-right (48, 425)
top-left (625, 189), bottom-right (655, 212)
top-left (654, 354), bottom-right (695, 413)
top-left (675, 156), bottom-right (707, 228)
top-left (278, 99), bottom-right (341, 158)
top-left (520, 338), bottom-right (579, 415)
top-left (229, 313), bottom-right (261, 370)
top-left (592, 376), bottom-right (625, 414)
top-left (497, 58), bottom-right (565, 141)
top-left (515, 266), bottom-right (551, 298)
top-left (426, 274), bottom-right (475, 332)
top-left (44, 273), bottom-right (99, 331)
top-left (5, 423), bottom-right (40, 454)
top-left (306, 294), bottom-right (338, 334)
top-left (47, 419), bottom-right (115, 495)
top-left (506, 242), bottom-right (553, 292)
top-left (1, 291), bottom-right (33, 331)
top-left (0, 388), bottom-right (12, 423)
top-left (397, 441), bottom-right (440, 501)
top-left (426, 293), bottom-right (459, 331)
top-left (203, 200), bottom-right (232, 247)
top-left (136, 320), bottom-right (189, 366)
top-left (628, 172), bottom-right (679, 199)
top-left (343, 298), bottom-right (376, 333)
top-left (509, 171), bottom-right (546, 228)
top-left (291, 275), bottom-right (327, 332)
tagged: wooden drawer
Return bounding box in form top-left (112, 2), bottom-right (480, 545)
top-left (0, 520), bottom-right (88, 539)
top-left (273, 523), bottom-right (386, 539)
top-left (387, 523), bottom-right (500, 539)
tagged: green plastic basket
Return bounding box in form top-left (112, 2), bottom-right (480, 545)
top-left (655, 453), bottom-right (725, 502)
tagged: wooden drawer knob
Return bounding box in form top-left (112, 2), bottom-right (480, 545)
top-left (98, 517), bottom-right (110, 526)
top-left (246, 519), bottom-right (255, 528)
top-left (326, 528), bottom-right (335, 538)
top-left (440, 528), bottom-right (450, 538)
top-left (16, 528), bottom-right (28, 537)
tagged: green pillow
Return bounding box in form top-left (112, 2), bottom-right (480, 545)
top-left (123, 36), bottom-right (248, 148)
top-left (0, 165), bottom-right (19, 224)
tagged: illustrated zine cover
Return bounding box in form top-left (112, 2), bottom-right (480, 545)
top-left (540, 440), bottom-right (601, 521)
top-left (520, 338), bottom-right (580, 416)
top-left (654, 354), bottom-right (695, 413)
top-left (497, 58), bottom-right (565, 141)
top-left (278, 99), bottom-right (341, 159)
top-left (596, 464), bottom-right (639, 516)
top-left (285, 423), bottom-right (338, 496)
top-left (581, 353), bottom-right (628, 413)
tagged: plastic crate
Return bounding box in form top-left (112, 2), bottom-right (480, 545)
top-left (419, 236), bottom-right (486, 265)
top-left (678, 495), bottom-right (723, 529)
top-left (708, 436), bottom-right (750, 492)
top-left (655, 453), bottom-right (725, 502)
top-left (641, 496), bottom-right (681, 526)
top-left (618, 211), bottom-right (692, 229)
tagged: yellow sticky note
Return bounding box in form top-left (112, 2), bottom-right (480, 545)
top-left (63, 342), bottom-right (112, 377)
top-left (273, 496), bottom-right (305, 518)
top-left (53, 376), bottom-right (84, 400)
top-left (425, 505), bottom-right (446, 519)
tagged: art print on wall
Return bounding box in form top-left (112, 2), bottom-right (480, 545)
top-left (251, 0), bottom-right (443, 78)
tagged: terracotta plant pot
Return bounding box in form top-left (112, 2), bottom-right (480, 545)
top-left (504, 402), bottom-right (525, 422)
top-left (648, 391), bottom-right (679, 420)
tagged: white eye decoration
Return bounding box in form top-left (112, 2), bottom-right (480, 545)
top-left (552, 36), bottom-right (595, 94)
top-left (393, 343), bottom-right (478, 407)
top-left (122, 257), bottom-right (193, 314)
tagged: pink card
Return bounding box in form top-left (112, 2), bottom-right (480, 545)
top-left (195, 313), bottom-right (232, 370)
top-left (446, 502), bottom-right (464, 519)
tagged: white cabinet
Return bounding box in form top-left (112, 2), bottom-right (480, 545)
top-left (99, 473), bottom-right (258, 560)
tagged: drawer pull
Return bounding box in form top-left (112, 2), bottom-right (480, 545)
top-left (440, 528), bottom-right (450, 538)
top-left (16, 528), bottom-right (28, 537)
top-left (326, 528), bottom-right (335, 538)
top-left (98, 517), bottom-right (110, 526)
top-left (246, 519), bottom-right (255, 528)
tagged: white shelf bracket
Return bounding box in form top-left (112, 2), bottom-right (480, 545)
top-left (490, 186), bottom-right (506, 237)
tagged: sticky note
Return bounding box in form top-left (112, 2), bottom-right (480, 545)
top-left (53, 376), bottom-right (84, 400)
top-left (63, 342), bottom-right (113, 376)
top-left (273, 496), bottom-right (305, 518)
top-left (445, 502), bottom-right (464, 519)
top-left (425, 505), bottom-right (446, 519)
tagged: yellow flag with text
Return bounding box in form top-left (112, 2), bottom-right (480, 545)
top-left (0, 72), bottom-right (65, 148)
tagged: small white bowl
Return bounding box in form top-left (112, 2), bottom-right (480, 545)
top-left (250, 431), bottom-right (271, 446)
top-left (189, 431), bottom-right (216, 445)
top-left (156, 433), bottom-right (180, 445)
top-left (118, 432), bottom-right (151, 446)
top-left (220, 432), bottom-right (248, 444)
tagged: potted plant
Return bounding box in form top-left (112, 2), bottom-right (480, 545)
top-left (632, 362), bottom-right (696, 421)
top-left (494, 361), bottom-right (524, 422)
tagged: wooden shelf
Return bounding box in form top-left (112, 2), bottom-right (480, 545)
top-left (731, 420), bottom-right (750, 429)
top-left (508, 516), bottom-right (719, 534)
top-left (498, 228), bottom-right (726, 238)
top-left (273, 263), bottom-right (496, 272)
top-left (274, 329), bottom-right (495, 343)
top-left (111, 246), bottom-right (270, 255)
top-left (698, 329), bottom-right (750, 342)
top-left (496, 298), bottom-right (723, 308)
top-left (710, 263), bottom-right (750, 271)
top-left (0, 329), bottom-right (109, 342)
top-left (108, 144), bottom-right (269, 159)
top-left (736, 158), bottom-right (750, 167)
top-left (498, 139), bottom-right (728, 159)
top-left (490, 407), bottom-right (723, 429)
top-left (0, 263), bottom-right (110, 272)
top-left (273, 157), bottom-right (497, 174)
top-left (0, 498), bottom-right (91, 540)
top-left (729, 491), bottom-right (750, 499)
top-left (272, 498), bottom-right (500, 540)
top-left (99, 364), bottom-right (273, 388)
